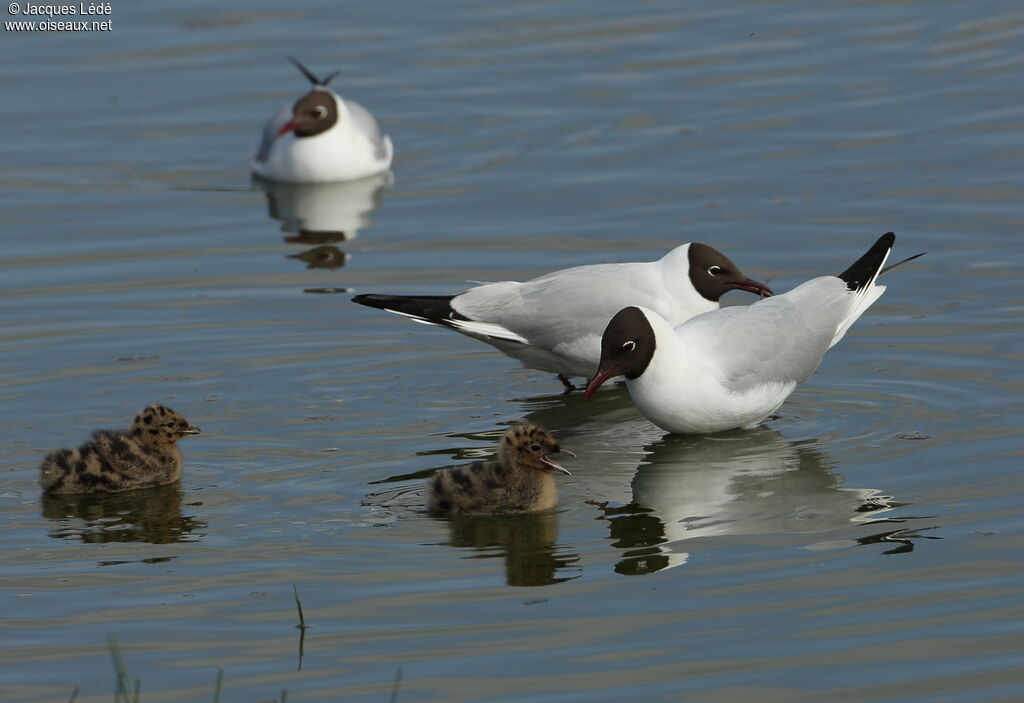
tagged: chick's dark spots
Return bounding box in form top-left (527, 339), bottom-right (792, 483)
top-left (428, 425), bottom-right (572, 516)
top-left (40, 405), bottom-right (200, 495)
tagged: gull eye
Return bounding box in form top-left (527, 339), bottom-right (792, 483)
top-left (312, 105), bottom-right (328, 119)
top-left (530, 443), bottom-right (541, 452)
top-left (163, 421), bottom-right (176, 428)
top-left (707, 265), bottom-right (723, 276)
top-left (622, 340), bottom-right (636, 352)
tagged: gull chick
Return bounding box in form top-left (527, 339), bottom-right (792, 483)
top-left (585, 232), bottom-right (921, 434)
top-left (40, 405), bottom-right (201, 494)
top-left (252, 57), bottom-right (393, 183)
top-left (429, 425), bottom-right (574, 516)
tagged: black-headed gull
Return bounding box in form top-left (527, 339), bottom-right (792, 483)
top-left (352, 242), bottom-right (772, 384)
top-left (252, 58), bottom-right (393, 183)
top-left (584, 232), bottom-right (919, 434)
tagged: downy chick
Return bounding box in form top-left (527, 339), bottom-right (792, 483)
top-left (429, 425), bottom-right (574, 516)
top-left (40, 405), bottom-right (201, 494)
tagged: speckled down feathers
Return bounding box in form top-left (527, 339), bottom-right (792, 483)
top-left (428, 425), bottom-right (567, 516)
top-left (40, 405), bottom-right (199, 494)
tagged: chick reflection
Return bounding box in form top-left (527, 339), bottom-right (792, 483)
top-left (256, 172), bottom-right (389, 244)
top-left (441, 511), bottom-right (579, 587)
top-left (42, 484), bottom-right (204, 544)
top-left (600, 428), bottom-right (895, 574)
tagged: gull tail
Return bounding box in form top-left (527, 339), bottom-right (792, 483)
top-left (829, 232), bottom-right (897, 348)
top-left (351, 294), bottom-right (529, 344)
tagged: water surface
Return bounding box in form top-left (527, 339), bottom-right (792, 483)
top-left (2, 1), bottom-right (1023, 701)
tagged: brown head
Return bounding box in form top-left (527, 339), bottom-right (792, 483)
top-left (584, 306), bottom-right (658, 399)
top-left (277, 57), bottom-right (341, 139)
top-left (131, 405), bottom-right (201, 446)
top-left (499, 425), bottom-right (574, 476)
top-left (687, 243), bottom-right (773, 301)
top-left (277, 90), bottom-right (338, 138)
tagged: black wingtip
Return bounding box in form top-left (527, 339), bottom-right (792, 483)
top-left (351, 293), bottom-right (390, 310)
top-left (288, 56), bottom-right (322, 86)
top-left (838, 232), bottom-right (896, 291)
top-left (880, 250), bottom-right (925, 276)
top-left (351, 293), bottom-right (469, 324)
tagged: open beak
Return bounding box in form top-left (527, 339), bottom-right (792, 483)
top-left (540, 454), bottom-right (572, 476)
top-left (276, 121), bottom-right (298, 136)
top-left (583, 367), bottom-right (618, 400)
top-left (180, 425), bottom-right (202, 436)
top-left (730, 278), bottom-right (773, 298)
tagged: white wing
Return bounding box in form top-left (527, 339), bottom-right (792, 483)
top-left (452, 260), bottom-right (682, 349)
top-left (344, 98), bottom-right (391, 162)
top-left (679, 276), bottom-right (860, 391)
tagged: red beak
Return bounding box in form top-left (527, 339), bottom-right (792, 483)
top-left (277, 121), bottom-right (298, 136)
top-left (730, 278), bottom-right (773, 298)
top-left (583, 368), bottom-right (618, 400)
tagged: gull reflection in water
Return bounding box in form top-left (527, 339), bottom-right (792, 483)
top-left (41, 484), bottom-right (205, 545)
top-left (254, 172), bottom-right (390, 269)
top-left (517, 387), bottom-right (924, 577)
top-left (598, 428), bottom-right (902, 575)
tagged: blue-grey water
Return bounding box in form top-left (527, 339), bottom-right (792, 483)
top-left (2, 1), bottom-right (1023, 701)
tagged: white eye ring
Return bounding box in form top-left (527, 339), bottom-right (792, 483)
top-left (622, 340), bottom-right (636, 352)
top-left (313, 105), bottom-right (328, 119)
top-left (707, 265), bottom-right (723, 276)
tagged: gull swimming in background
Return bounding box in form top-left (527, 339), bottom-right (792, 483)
top-left (252, 57), bottom-right (393, 183)
top-left (428, 425), bottom-right (574, 516)
top-left (585, 232), bottom-right (923, 434)
top-left (40, 405), bottom-right (201, 494)
top-left (353, 242), bottom-right (772, 387)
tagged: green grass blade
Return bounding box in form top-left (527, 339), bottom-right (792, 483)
top-left (212, 665), bottom-right (224, 703)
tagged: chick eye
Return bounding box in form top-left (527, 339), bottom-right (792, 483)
top-left (707, 265), bottom-right (723, 276)
top-left (163, 421), bottom-right (176, 428)
top-left (312, 105), bottom-right (328, 119)
top-left (530, 444), bottom-right (541, 452)
top-left (622, 340), bottom-right (636, 352)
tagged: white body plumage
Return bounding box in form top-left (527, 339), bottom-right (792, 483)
top-left (253, 91), bottom-right (393, 183)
